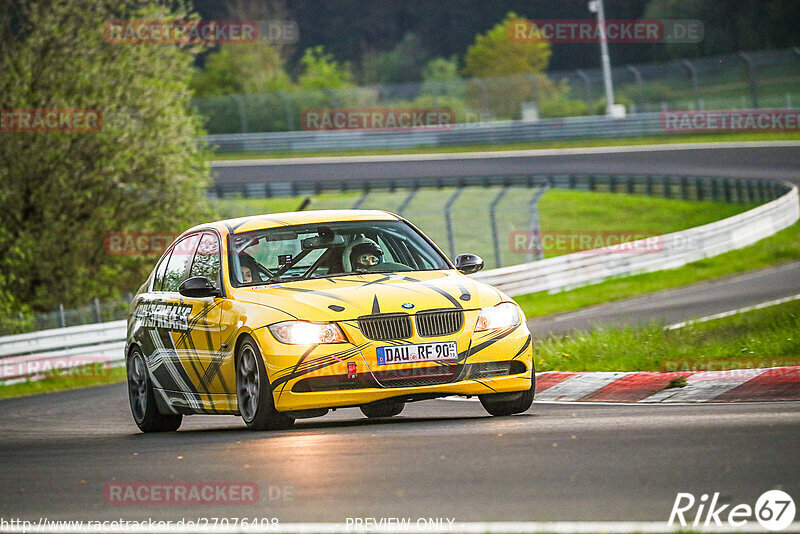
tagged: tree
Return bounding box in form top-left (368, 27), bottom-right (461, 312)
top-left (297, 46), bottom-right (354, 90)
top-left (191, 42), bottom-right (291, 96)
top-left (0, 0), bottom-right (211, 318)
top-left (462, 12), bottom-right (551, 78)
top-left (361, 33), bottom-right (430, 84)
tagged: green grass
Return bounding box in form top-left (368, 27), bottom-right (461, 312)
top-left (514, 220), bottom-right (800, 319)
top-left (0, 364), bottom-right (126, 400)
top-left (211, 189), bottom-right (752, 270)
top-left (535, 299), bottom-right (800, 372)
top-left (207, 131), bottom-right (800, 161)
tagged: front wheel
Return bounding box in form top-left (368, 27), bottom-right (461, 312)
top-left (127, 348), bottom-right (182, 432)
top-left (479, 372), bottom-right (535, 417)
top-left (236, 337), bottom-right (294, 431)
top-left (360, 401), bottom-right (405, 419)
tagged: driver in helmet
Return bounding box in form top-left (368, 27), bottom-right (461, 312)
top-left (344, 237), bottom-right (384, 272)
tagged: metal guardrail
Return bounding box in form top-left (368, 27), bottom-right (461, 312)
top-left (205, 110), bottom-right (800, 153)
top-left (0, 320), bottom-right (126, 381)
top-left (205, 113), bottom-right (668, 153)
top-left (1, 176), bottom-right (797, 382)
top-left (473, 181), bottom-right (799, 296)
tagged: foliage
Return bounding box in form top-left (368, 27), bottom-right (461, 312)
top-left (191, 42), bottom-right (291, 96)
top-left (297, 46), bottom-right (354, 90)
top-left (360, 33), bottom-right (430, 84)
top-left (462, 12), bottom-right (551, 78)
top-left (0, 0), bottom-right (211, 313)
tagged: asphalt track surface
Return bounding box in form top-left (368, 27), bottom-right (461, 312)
top-left (1, 385), bottom-right (799, 523)
top-left (211, 142), bottom-right (800, 186)
top-left (1, 144), bottom-right (799, 525)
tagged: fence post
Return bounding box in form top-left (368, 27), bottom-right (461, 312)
top-left (444, 188), bottom-right (464, 259)
top-left (397, 188), bottom-right (418, 216)
top-left (489, 187), bottom-right (509, 268)
top-left (575, 70), bottom-right (592, 107)
top-left (682, 59), bottom-right (701, 110)
top-left (737, 51), bottom-right (759, 108)
top-left (93, 298), bottom-right (102, 323)
top-left (58, 304), bottom-right (66, 328)
top-left (352, 189), bottom-right (369, 209)
top-left (232, 95), bottom-right (248, 134)
top-left (626, 65), bottom-right (645, 110)
top-left (527, 186), bottom-right (548, 262)
top-left (278, 92), bottom-right (295, 131)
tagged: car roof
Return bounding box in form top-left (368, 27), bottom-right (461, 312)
top-left (186, 209), bottom-right (401, 236)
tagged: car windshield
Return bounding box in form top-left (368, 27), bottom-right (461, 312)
top-left (228, 220), bottom-right (450, 286)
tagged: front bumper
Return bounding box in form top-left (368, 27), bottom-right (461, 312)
top-left (254, 316), bottom-right (534, 412)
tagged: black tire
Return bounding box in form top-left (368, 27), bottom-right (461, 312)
top-left (236, 337), bottom-right (295, 431)
top-left (360, 401), bottom-right (405, 418)
top-left (479, 371), bottom-right (536, 417)
top-left (127, 348), bottom-right (182, 433)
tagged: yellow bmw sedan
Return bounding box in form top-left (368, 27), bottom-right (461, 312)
top-left (126, 210), bottom-right (534, 432)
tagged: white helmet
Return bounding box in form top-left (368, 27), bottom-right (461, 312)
top-left (342, 236), bottom-right (383, 271)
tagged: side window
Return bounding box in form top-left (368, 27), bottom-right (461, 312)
top-left (190, 233), bottom-right (221, 287)
top-left (152, 249), bottom-right (173, 292)
top-left (162, 234), bottom-right (201, 292)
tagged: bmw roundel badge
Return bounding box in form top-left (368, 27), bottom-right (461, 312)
top-left (401, 303), bottom-right (414, 309)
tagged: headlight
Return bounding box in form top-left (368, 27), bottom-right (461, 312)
top-left (475, 302), bottom-right (521, 332)
top-left (268, 321), bottom-right (347, 345)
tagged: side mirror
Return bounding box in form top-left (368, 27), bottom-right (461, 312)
top-left (455, 253), bottom-right (484, 275)
top-left (179, 276), bottom-right (220, 298)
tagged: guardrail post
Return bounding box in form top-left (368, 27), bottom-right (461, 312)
top-left (682, 59), bottom-right (701, 110)
top-left (737, 52), bottom-right (759, 108)
top-left (680, 176), bottom-right (689, 200)
top-left (58, 304), bottom-right (66, 328)
top-left (93, 298), bottom-right (102, 323)
top-left (646, 176), bottom-right (653, 196)
top-left (695, 177), bottom-right (704, 201)
top-left (662, 176), bottom-right (671, 198)
top-left (736, 180), bottom-right (744, 203)
top-left (444, 188), bottom-right (464, 259)
top-left (489, 187), bottom-right (509, 268)
top-left (724, 179), bottom-right (732, 203)
top-left (626, 176), bottom-right (635, 194)
top-left (527, 186), bottom-right (548, 262)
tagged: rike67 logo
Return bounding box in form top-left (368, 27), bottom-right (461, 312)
top-left (669, 490), bottom-right (796, 531)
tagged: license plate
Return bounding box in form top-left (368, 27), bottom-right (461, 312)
top-left (376, 341), bottom-right (458, 365)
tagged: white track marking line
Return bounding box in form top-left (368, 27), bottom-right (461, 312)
top-left (211, 140), bottom-right (800, 166)
top-left (665, 293), bottom-right (800, 330)
top-left (641, 368), bottom-right (770, 403)
top-left (5, 520), bottom-right (800, 533)
top-left (533, 371), bottom-right (631, 401)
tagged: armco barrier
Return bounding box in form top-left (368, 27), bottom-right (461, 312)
top-left (205, 113), bottom-right (668, 153)
top-left (204, 110), bottom-right (800, 153)
top-left (472, 180), bottom-right (799, 295)
top-left (1, 178), bottom-right (797, 381)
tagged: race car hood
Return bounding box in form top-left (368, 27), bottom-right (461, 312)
top-left (230, 270), bottom-right (506, 322)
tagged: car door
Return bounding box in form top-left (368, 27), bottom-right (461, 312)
top-left (182, 231), bottom-right (234, 399)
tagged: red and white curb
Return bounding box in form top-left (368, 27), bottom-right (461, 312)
top-left (447, 366), bottom-right (800, 403)
top-left (535, 366), bottom-right (800, 403)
